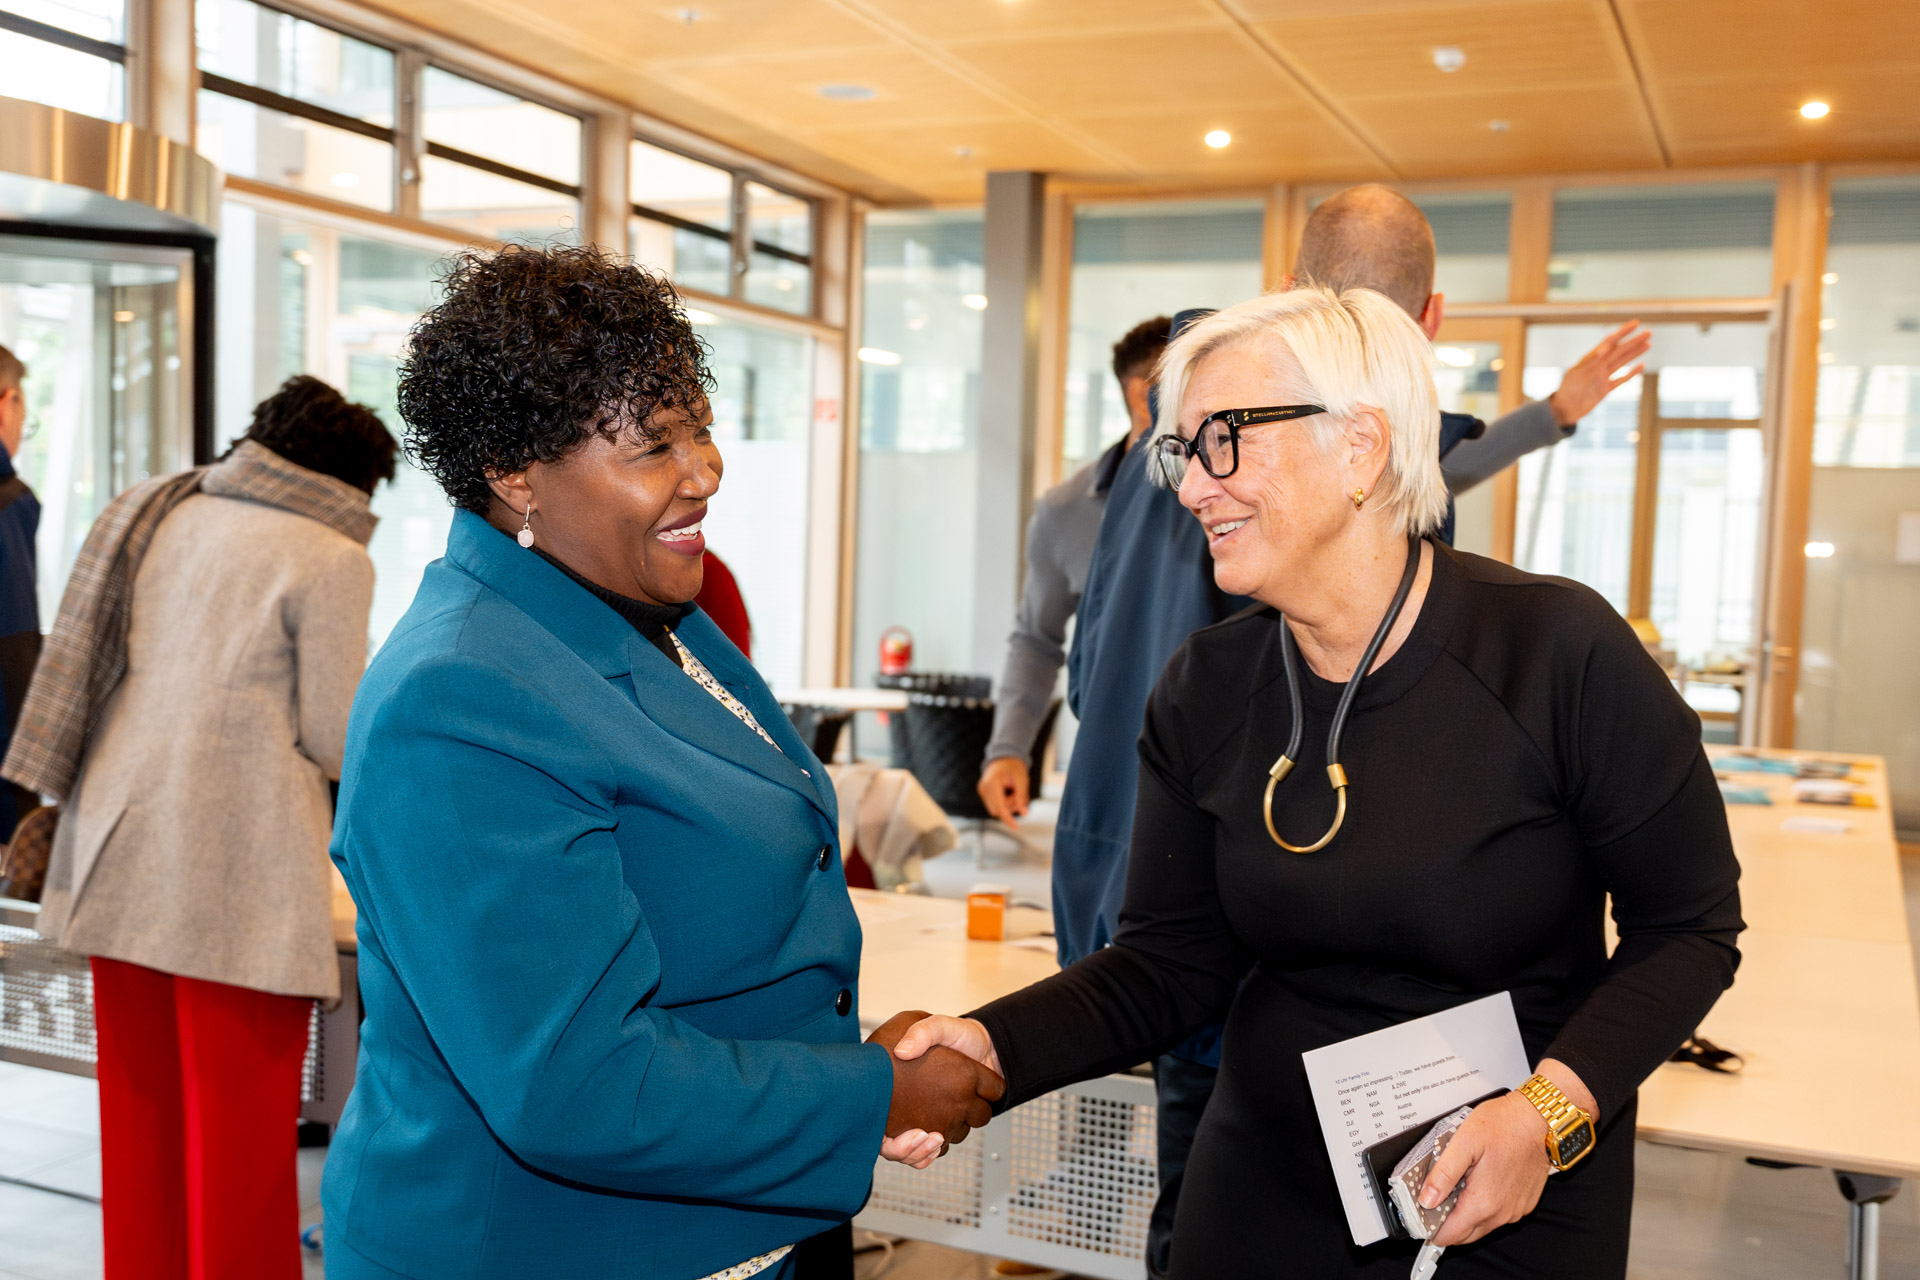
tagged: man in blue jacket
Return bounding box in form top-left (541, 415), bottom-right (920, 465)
top-left (1056, 185), bottom-right (1650, 1280)
top-left (0, 346), bottom-right (40, 840)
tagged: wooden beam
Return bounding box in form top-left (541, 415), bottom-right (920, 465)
top-left (1627, 370), bottom-right (1662, 622)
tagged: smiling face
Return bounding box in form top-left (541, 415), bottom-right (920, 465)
top-left (489, 397), bottom-right (721, 606)
top-left (1174, 336), bottom-right (1379, 605)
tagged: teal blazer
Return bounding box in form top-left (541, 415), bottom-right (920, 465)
top-left (323, 511), bottom-right (892, 1278)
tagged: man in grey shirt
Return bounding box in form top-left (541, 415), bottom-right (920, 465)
top-left (975, 183), bottom-right (1648, 829)
top-left (976, 317), bottom-right (1168, 821)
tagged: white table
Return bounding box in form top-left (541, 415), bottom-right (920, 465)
top-left (775, 687), bottom-right (910, 713)
top-left (851, 748), bottom-right (1920, 1279)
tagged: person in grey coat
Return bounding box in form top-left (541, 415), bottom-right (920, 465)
top-left (28, 376), bottom-right (396, 1280)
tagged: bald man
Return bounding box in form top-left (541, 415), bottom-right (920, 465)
top-left (1049, 190), bottom-right (1649, 1280)
top-left (1295, 183), bottom-right (1649, 503)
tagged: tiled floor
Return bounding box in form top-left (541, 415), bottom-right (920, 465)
top-left (1, 850), bottom-right (1915, 1280)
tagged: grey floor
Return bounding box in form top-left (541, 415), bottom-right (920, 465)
top-left (2, 838), bottom-right (1916, 1279)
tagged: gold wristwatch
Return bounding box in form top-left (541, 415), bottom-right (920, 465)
top-left (1517, 1074), bottom-right (1596, 1172)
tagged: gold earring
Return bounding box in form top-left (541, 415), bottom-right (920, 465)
top-left (1352, 488), bottom-right (1367, 511)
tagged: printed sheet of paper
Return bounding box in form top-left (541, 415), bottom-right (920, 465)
top-left (1301, 992), bottom-right (1531, 1246)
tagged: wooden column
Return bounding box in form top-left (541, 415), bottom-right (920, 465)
top-left (1756, 164), bottom-right (1831, 747)
top-left (1491, 180), bottom-right (1555, 563)
top-left (1626, 371), bottom-right (1662, 621)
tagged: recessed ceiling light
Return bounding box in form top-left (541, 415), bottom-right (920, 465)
top-left (1804, 541), bottom-right (1835, 558)
top-left (962, 293), bottom-right (988, 311)
top-left (1819, 317), bottom-right (1836, 330)
top-left (1487, 119), bottom-right (1510, 132)
top-left (954, 146), bottom-right (973, 158)
top-left (1204, 130), bottom-right (1231, 149)
top-left (675, 7), bottom-right (701, 24)
top-left (819, 84), bottom-right (877, 102)
top-left (1434, 346), bottom-right (1476, 368)
top-left (1432, 46), bottom-right (1466, 73)
top-left (1800, 100), bottom-right (1830, 119)
top-left (1822, 272), bottom-right (1839, 284)
top-left (858, 346), bottom-right (902, 366)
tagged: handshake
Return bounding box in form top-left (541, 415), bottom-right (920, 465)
top-left (866, 1010), bottom-right (1005, 1170)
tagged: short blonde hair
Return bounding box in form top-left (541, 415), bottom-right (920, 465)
top-left (1153, 287), bottom-right (1448, 536)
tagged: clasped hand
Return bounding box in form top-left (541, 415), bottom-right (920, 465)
top-left (867, 1011), bottom-right (1004, 1170)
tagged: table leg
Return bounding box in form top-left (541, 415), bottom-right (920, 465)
top-left (1834, 1171), bottom-right (1900, 1280)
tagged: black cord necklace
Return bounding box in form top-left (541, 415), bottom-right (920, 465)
top-left (1263, 533), bottom-right (1424, 853)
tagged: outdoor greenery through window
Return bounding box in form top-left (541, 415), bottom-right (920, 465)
top-left (0, 0), bottom-right (127, 120)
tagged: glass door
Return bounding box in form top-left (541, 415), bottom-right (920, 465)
top-left (0, 236), bottom-right (196, 622)
top-left (1516, 320), bottom-right (1773, 741)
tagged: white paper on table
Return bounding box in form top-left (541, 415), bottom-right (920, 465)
top-left (1302, 991), bottom-right (1531, 1246)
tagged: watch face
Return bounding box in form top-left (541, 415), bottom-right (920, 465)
top-left (1555, 1121), bottom-right (1595, 1168)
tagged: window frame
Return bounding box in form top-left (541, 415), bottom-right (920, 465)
top-left (630, 131), bottom-right (816, 314)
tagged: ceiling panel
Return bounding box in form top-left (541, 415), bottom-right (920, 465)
top-left (364, 0), bottom-right (1920, 205)
top-left (940, 27), bottom-right (1314, 114)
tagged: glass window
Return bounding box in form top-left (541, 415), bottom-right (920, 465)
top-left (420, 67), bottom-right (580, 245)
top-left (1800, 176), bottom-right (1920, 827)
top-left (1814, 180), bottom-right (1920, 468)
top-left (0, 0), bottom-right (126, 119)
top-left (745, 182), bottom-right (812, 315)
top-left (1548, 183), bottom-right (1775, 301)
top-left (630, 139), bottom-right (734, 296)
top-left (855, 211), bottom-right (985, 696)
top-left (1063, 200), bottom-right (1263, 471)
top-left (194, 0), bottom-right (395, 210)
top-left (694, 316), bottom-right (814, 690)
top-left (216, 201), bottom-right (452, 648)
top-left (1415, 192), bottom-right (1510, 303)
top-left (631, 139), bottom-right (731, 232)
top-left (1517, 321), bottom-right (1769, 669)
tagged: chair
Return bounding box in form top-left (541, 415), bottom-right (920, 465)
top-left (896, 680), bottom-right (1061, 866)
top-left (876, 672), bottom-right (991, 769)
top-left (782, 704), bottom-right (855, 762)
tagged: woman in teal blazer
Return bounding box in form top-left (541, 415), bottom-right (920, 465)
top-left (323, 247), bottom-right (1000, 1279)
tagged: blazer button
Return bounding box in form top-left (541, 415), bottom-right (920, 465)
top-left (835, 988), bottom-right (852, 1017)
top-left (817, 846), bottom-right (831, 871)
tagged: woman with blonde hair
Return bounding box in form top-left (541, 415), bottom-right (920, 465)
top-left (886, 287), bottom-right (1743, 1278)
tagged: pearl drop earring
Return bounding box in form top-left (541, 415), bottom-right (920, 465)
top-left (517, 504), bottom-right (535, 549)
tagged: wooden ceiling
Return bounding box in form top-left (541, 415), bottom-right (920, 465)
top-left (365, 0), bottom-right (1920, 203)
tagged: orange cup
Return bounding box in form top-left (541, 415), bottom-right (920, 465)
top-left (966, 883), bottom-right (1010, 941)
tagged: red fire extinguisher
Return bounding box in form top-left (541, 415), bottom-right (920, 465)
top-left (878, 626), bottom-right (913, 677)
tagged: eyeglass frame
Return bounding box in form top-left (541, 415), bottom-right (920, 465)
top-left (1148, 404), bottom-right (1328, 489)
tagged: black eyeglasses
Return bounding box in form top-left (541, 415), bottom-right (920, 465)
top-left (1148, 404), bottom-right (1327, 489)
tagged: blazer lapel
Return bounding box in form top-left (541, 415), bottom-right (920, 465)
top-left (644, 607), bottom-right (836, 823)
top-left (446, 512), bottom-right (832, 823)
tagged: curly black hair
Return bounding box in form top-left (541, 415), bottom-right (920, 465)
top-left (236, 375), bottom-right (398, 495)
top-left (397, 245), bottom-right (713, 513)
top-left (1111, 315), bottom-right (1173, 384)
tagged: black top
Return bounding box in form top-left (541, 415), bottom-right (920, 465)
top-left (974, 542), bottom-right (1742, 1145)
top-left (535, 547), bottom-right (689, 666)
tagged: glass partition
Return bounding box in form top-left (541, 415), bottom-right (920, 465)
top-left (1517, 320), bottom-right (1769, 672)
top-left (1800, 177), bottom-right (1920, 829)
top-left (0, 237), bottom-right (191, 623)
top-left (216, 202), bottom-right (452, 649)
top-left (1548, 183), bottom-right (1775, 301)
top-left (695, 316), bottom-right (813, 690)
top-left (855, 210), bottom-right (985, 693)
top-left (1062, 200), bottom-right (1262, 471)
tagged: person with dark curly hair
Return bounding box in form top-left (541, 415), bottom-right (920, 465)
top-left (11, 374), bottom-right (394, 1280)
top-left (323, 245), bottom-right (1003, 1280)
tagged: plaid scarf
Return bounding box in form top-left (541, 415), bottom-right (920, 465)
top-left (1, 440), bottom-right (377, 800)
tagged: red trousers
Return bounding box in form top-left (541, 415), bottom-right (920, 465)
top-left (90, 958), bottom-right (313, 1280)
